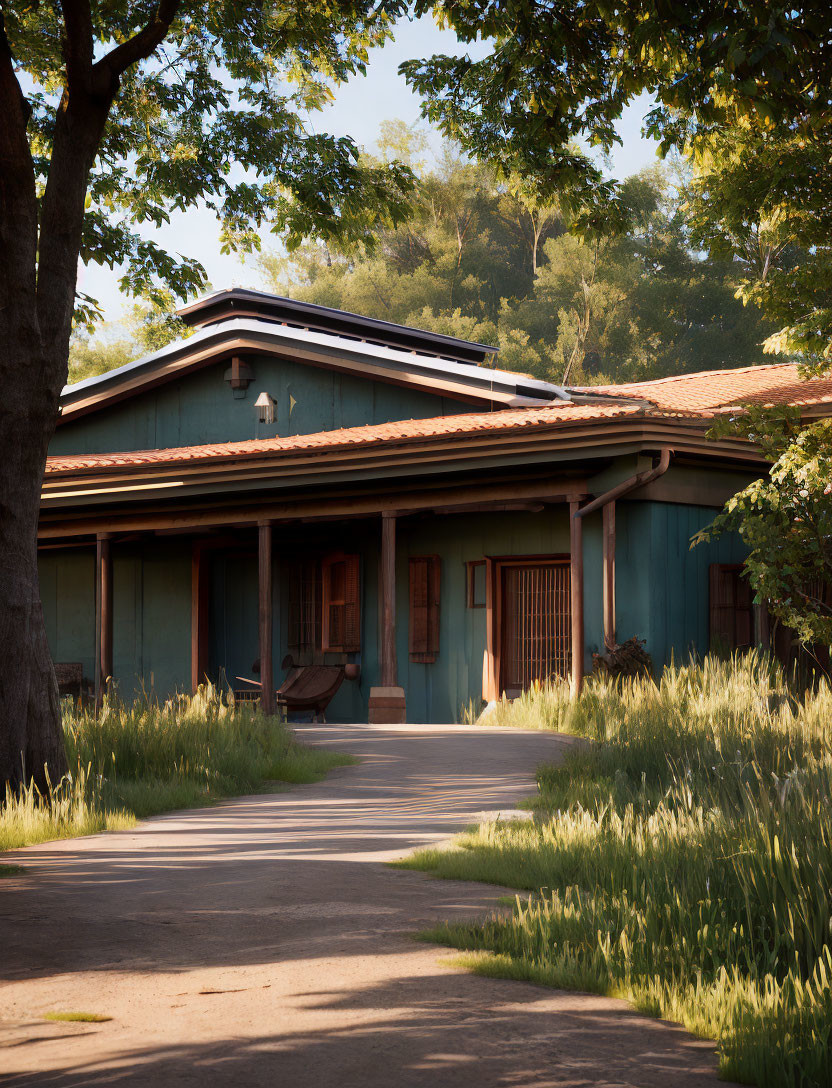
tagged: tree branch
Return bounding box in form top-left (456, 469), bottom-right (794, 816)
top-left (93, 0), bottom-right (181, 89)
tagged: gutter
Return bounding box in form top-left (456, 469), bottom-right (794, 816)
top-left (575, 447), bottom-right (673, 519)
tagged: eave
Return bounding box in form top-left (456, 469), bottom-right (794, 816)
top-left (39, 414), bottom-right (765, 540)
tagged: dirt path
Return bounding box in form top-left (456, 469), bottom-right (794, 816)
top-left (1, 724), bottom-right (731, 1087)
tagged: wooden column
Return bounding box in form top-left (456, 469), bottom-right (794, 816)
top-left (380, 512), bottom-right (397, 687)
top-left (569, 501), bottom-right (584, 698)
top-left (95, 534), bottom-right (113, 709)
top-left (258, 522), bottom-right (274, 715)
top-left (191, 543), bottom-right (210, 692)
top-left (369, 512), bottom-right (406, 724)
top-left (602, 501), bottom-right (616, 650)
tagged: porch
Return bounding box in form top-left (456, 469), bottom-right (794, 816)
top-left (38, 476), bottom-right (598, 722)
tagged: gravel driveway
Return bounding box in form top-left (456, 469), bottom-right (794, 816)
top-left (0, 723), bottom-right (730, 1087)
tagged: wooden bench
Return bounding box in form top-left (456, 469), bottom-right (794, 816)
top-left (234, 657), bottom-right (348, 722)
top-left (276, 663), bottom-right (345, 722)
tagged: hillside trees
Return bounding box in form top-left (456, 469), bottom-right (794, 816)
top-left (260, 142), bottom-right (773, 385)
top-left (0, 0), bottom-right (415, 788)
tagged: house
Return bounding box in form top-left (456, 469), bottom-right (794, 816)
top-left (39, 289), bottom-right (832, 722)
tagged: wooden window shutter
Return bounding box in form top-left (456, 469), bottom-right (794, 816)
top-left (409, 556), bottom-right (440, 663)
top-left (322, 553), bottom-right (361, 652)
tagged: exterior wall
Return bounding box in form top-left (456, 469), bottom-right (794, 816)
top-left (613, 500), bottom-right (747, 669)
top-left (39, 541), bottom-right (192, 701)
top-left (52, 355), bottom-right (474, 456)
top-left (37, 499), bottom-right (746, 719)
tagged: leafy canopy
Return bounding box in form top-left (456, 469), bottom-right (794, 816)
top-left (7, 0), bottom-right (415, 325)
top-left (403, 2), bottom-right (832, 359)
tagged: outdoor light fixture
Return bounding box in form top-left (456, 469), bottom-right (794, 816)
top-left (254, 391), bottom-right (276, 425)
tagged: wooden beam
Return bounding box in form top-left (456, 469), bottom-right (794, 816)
top-left (39, 478), bottom-right (589, 540)
top-left (95, 534), bottom-right (113, 710)
top-left (602, 501), bottom-right (616, 650)
top-left (569, 502), bottom-right (584, 699)
top-left (258, 523), bottom-right (274, 715)
top-left (191, 543), bottom-right (210, 691)
top-left (380, 513), bottom-right (397, 688)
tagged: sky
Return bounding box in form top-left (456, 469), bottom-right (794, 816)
top-left (78, 16), bottom-right (661, 327)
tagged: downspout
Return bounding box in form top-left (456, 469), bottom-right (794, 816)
top-left (570, 448), bottom-right (673, 691)
top-left (575, 448), bottom-right (673, 522)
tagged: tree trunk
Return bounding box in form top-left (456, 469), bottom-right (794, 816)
top-left (0, 314), bottom-right (68, 790)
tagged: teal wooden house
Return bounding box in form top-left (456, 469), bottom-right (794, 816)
top-left (39, 289), bottom-right (832, 722)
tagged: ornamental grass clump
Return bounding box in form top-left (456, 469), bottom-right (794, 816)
top-left (1, 684), bottom-right (350, 852)
top-left (410, 654), bottom-right (832, 1087)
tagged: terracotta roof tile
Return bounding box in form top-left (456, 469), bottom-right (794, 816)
top-left (45, 402), bottom-right (643, 475)
top-left (579, 363), bottom-right (832, 413)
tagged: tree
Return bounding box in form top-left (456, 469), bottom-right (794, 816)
top-left (0, 0), bottom-right (415, 788)
top-left (260, 150), bottom-right (772, 385)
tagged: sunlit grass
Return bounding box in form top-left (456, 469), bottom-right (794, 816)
top-left (406, 654), bottom-right (832, 1088)
top-left (1, 684), bottom-right (353, 852)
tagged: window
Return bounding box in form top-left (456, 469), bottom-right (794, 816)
top-left (466, 560), bottom-right (486, 608)
top-left (322, 553), bottom-right (361, 652)
top-left (409, 555), bottom-right (441, 662)
top-left (709, 564), bottom-right (753, 653)
top-left (288, 558), bottom-right (319, 653)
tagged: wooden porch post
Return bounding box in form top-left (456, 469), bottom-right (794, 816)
top-left (191, 542), bottom-right (210, 692)
top-left (380, 512), bottom-right (397, 688)
top-left (258, 522), bottom-right (274, 715)
top-left (95, 533), bottom-right (113, 710)
top-left (569, 501), bottom-right (584, 698)
top-left (369, 511), bottom-right (406, 723)
top-left (602, 501), bottom-right (616, 650)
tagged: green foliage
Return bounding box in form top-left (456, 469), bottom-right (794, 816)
top-left (684, 126), bottom-right (832, 364)
top-left (696, 410), bottom-right (832, 645)
top-left (406, 2), bottom-right (832, 360)
top-left (0, 686), bottom-right (352, 851)
top-left (8, 0), bottom-right (415, 321)
top-left (67, 331), bottom-right (137, 385)
top-left (402, 655), bottom-right (832, 1087)
top-left (260, 144), bottom-right (772, 385)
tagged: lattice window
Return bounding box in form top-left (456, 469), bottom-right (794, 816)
top-left (502, 562), bottom-right (571, 689)
top-left (409, 556), bottom-right (441, 662)
top-left (288, 558), bottom-right (319, 653)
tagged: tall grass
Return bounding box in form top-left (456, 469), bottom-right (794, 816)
top-left (1, 685), bottom-right (352, 852)
top-left (405, 655), bottom-right (832, 1087)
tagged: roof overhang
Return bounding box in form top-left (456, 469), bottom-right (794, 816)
top-left (39, 411), bottom-right (766, 540)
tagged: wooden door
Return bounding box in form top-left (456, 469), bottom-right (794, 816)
top-left (501, 561), bottom-right (571, 695)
